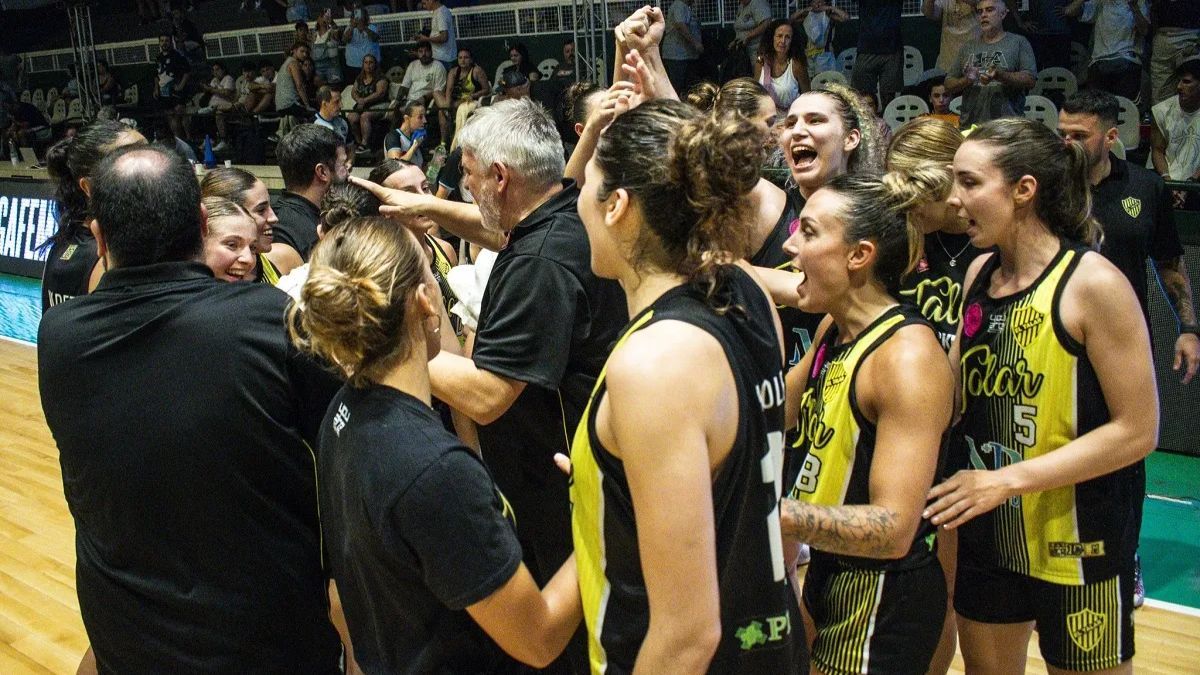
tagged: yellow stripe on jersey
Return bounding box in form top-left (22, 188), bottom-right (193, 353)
top-left (259, 254), bottom-right (281, 285)
top-left (960, 250), bottom-right (1093, 585)
top-left (570, 310), bottom-right (656, 675)
top-left (789, 313), bottom-right (905, 506)
top-left (1061, 575), bottom-right (1123, 671)
top-left (812, 568), bottom-right (886, 675)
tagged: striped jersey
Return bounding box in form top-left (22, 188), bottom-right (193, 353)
top-left (788, 305), bottom-right (943, 568)
top-left (954, 244), bottom-right (1141, 585)
top-left (570, 266), bottom-right (802, 674)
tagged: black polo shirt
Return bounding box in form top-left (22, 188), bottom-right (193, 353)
top-left (273, 189), bottom-right (322, 259)
top-left (1093, 154), bottom-right (1184, 327)
top-left (472, 181), bottom-right (626, 582)
top-left (38, 261), bottom-right (343, 673)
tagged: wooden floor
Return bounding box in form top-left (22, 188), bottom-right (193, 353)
top-left (0, 337), bottom-right (1198, 673)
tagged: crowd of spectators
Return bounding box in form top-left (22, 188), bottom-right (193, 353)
top-left (2, 0), bottom-right (1199, 185)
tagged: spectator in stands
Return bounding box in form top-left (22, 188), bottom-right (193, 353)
top-left (152, 121), bottom-right (197, 164)
top-left (733, 0), bottom-right (773, 60)
top-left (1019, 0), bottom-right (1072, 70)
top-left (418, 0), bottom-right (458, 72)
top-left (755, 19), bottom-right (810, 113)
top-left (347, 54), bottom-right (389, 150)
top-left (1066, 0), bottom-right (1150, 102)
top-left (200, 197), bottom-right (259, 282)
top-left (199, 62), bottom-right (236, 152)
top-left (63, 64), bottom-right (80, 100)
top-left (503, 43), bottom-right (540, 86)
top-left (154, 33), bottom-right (192, 142)
top-left (484, 69), bottom-right (530, 107)
top-left (853, 0), bottom-right (905, 106)
top-left (278, 42), bottom-right (317, 115)
top-left (312, 9), bottom-right (344, 84)
top-left (342, 6), bottom-right (382, 82)
top-left (294, 20), bottom-right (312, 47)
top-left (662, 0), bottom-right (704, 96)
top-left (401, 43), bottom-right (447, 107)
top-left (433, 47), bottom-right (490, 145)
top-left (385, 102), bottom-right (426, 166)
top-left (790, 0), bottom-right (848, 76)
top-left (925, 78), bottom-right (961, 125)
top-left (1150, 0), bottom-right (1199, 104)
top-left (1060, 89), bottom-right (1200, 386)
top-left (169, 7), bottom-right (205, 63)
top-left (234, 61), bottom-right (258, 109)
top-left (302, 56), bottom-right (320, 94)
top-left (1151, 58), bottom-right (1200, 183)
top-left (550, 40), bottom-right (577, 80)
top-left (945, 0), bottom-right (1036, 128)
top-left (97, 61), bottom-right (122, 107)
top-left (314, 85), bottom-right (351, 143)
top-left (39, 144), bottom-right (345, 674)
top-left (270, 124), bottom-right (349, 272)
top-left (286, 0), bottom-right (312, 22)
top-left (923, 0), bottom-right (980, 72)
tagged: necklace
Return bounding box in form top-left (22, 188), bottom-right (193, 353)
top-left (935, 231), bottom-right (972, 267)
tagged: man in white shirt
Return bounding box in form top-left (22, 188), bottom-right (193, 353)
top-left (419, 0), bottom-right (457, 71)
top-left (401, 43), bottom-right (447, 106)
top-left (1066, 0), bottom-right (1150, 101)
top-left (1152, 58), bottom-right (1200, 184)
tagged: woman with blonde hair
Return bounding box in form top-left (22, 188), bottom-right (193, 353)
top-left (291, 217), bottom-right (583, 673)
top-left (201, 167), bottom-right (281, 284)
top-left (200, 197), bottom-right (258, 282)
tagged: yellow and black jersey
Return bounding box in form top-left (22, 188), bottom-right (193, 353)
top-left (954, 243), bottom-right (1140, 585)
top-left (570, 265), bottom-right (803, 675)
top-left (788, 305), bottom-right (943, 569)
top-left (425, 234), bottom-right (463, 342)
top-left (899, 231), bottom-right (986, 352)
top-left (256, 254), bottom-right (281, 285)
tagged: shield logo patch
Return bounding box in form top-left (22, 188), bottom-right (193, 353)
top-left (1066, 607), bottom-right (1107, 652)
top-left (1121, 196), bottom-right (1142, 218)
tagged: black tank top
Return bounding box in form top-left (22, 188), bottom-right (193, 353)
top-left (898, 231), bottom-right (985, 352)
top-left (41, 227), bottom-right (99, 312)
top-left (570, 265), bottom-right (803, 674)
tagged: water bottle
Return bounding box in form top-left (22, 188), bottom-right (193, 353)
top-left (203, 135), bottom-right (217, 169)
top-left (426, 143), bottom-right (447, 185)
top-left (9, 139), bottom-right (18, 166)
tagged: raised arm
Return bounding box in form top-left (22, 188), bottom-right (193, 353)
top-left (782, 326), bottom-right (954, 557)
top-left (349, 175), bottom-right (506, 251)
top-left (925, 253), bottom-right (1158, 529)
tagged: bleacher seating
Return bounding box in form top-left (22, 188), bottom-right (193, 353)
top-left (838, 48), bottom-right (857, 79)
top-left (537, 58), bottom-right (559, 80)
top-left (812, 70), bottom-right (847, 89)
top-left (1114, 95), bottom-right (1140, 151)
top-left (1023, 94), bottom-right (1058, 130)
top-left (902, 47), bottom-right (923, 87)
top-left (883, 95), bottom-right (929, 131)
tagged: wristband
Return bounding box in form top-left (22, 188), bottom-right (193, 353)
top-left (1181, 325), bottom-right (1200, 337)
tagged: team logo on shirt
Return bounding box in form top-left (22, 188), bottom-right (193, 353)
top-left (1066, 607), bottom-right (1107, 652)
top-left (821, 362), bottom-right (847, 404)
top-left (1010, 306), bottom-right (1045, 349)
top-left (733, 612), bottom-right (792, 651)
top-left (332, 402), bottom-right (350, 436)
top-left (1121, 196), bottom-right (1142, 218)
top-left (60, 244), bottom-right (78, 261)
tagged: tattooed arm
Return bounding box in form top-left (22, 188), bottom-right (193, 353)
top-left (782, 324), bottom-right (954, 558)
top-left (1155, 256), bottom-right (1200, 384)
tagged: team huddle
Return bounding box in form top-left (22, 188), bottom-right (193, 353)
top-left (36, 5), bottom-right (1196, 675)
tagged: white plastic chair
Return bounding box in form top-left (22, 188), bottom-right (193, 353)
top-left (811, 70), bottom-right (847, 89)
top-left (340, 85), bottom-right (356, 111)
top-left (883, 95), bottom-right (929, 131)
top-left (537, 58), bottom-right (559, 80)
top-left (1114, 95), bottom-right (1140, 151)
top-left (1112, 136), bottom-right (1127, 160)
top-left (123, 84), bottom-right (139, 106)
top-left (49, 98), bottom-right (67, 125)
top-left (19, 90), bottom-right (31, 104)
top-left (949, 96), bottom-right (962, 114)
top-left (31, 88), bottom-right (45, 111)
top-left (1033, 67), bottom-right (1078, 100)
top-left (1024, 94), bottom-right (1058, 129)
top-left (385, 65), bottom-right (405, 85)
top-left (46, 87), bottom-right (60, 106)
top-left (837, 48), bottom-right (857, 79)
top-left (66, 98), bottom-right (84, 123)
top-left (902, 46), bottom-right (924, 87)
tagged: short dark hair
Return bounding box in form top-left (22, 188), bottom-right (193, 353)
top-left (258, 60), bottom-right (274, 70)
top-left (90, 145), bottom-right (203, 267)
top-left (277, 124), bottom-right (342, 190)
top-left (1063, 89), bottom-right (1120, 129)
top-left (1176, 57), bottom-right (1200, 81)
top-left (316, 85), bottom-right (336, 104)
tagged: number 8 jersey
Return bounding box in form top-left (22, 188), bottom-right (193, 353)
top-left (954, 244), bottom-right (1142, 586)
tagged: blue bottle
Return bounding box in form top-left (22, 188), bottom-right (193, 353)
top-left (203, 135), bottom-right (217, 169)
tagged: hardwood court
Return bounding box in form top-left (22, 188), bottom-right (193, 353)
top-left (0, 337), bottom-right (1197, 673)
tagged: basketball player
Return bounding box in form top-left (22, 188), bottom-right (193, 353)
top-left (571, 99), bottom-right (803, 673)
top-left (778, 171), bottom-right (955, 675)
top-left (925, 118), bottom-right (1158, 674)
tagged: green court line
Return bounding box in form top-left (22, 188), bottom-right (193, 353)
top-left (1143, 451), bottom-right (1200, 609)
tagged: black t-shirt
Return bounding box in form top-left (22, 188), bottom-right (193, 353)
top-left (156, 48), bottom-right (191, 97)
top-left (273, 189), bottom-right (322, 259)
top-left (38, 261), bottom-right (343, 672)
top-left (318, 385), bottom-right (525, 674)
top-left (1093, 154), bottom-right (1184, 328)
top-left (856, 0), bottom-right (903, 54)
top-left (473, 181), bottom-right (626, 581)
top-left (40, 226), bottom-right (98, 312)
top-left (899, 231), bottom-right (987, 351)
